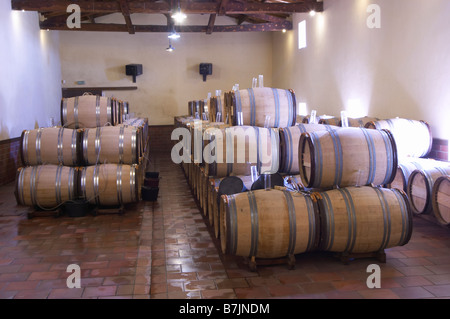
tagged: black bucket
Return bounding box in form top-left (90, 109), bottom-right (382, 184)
top-left (142, 186), bottom-right (159, 201)
top-left (63, 199), bottom-right (91, 217)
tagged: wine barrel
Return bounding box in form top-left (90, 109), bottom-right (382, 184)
top-left (315, 186), bottom-right (413, 253)
top-left (15, 165), bottom-right (77, 209)
top-left (190, 122), bottom-right (230, 162)
top-left (407, 166), bottom-right (450, 215)
top-left (188, 100), bottom-right (205, 118)
top-left (299, 127), bottom-right (397, 189)
top-left (342, 116), bottom-right (380, 128)
top-left (61, 95), bottom-right (116, 128)
top-left (228, 88), bottom-right (296, 127)
top-left (318, 116), bottom-right (340, 126)
top-left (208, 94), bottom-right (229, 123)
top-left (209, 175), bottom-right (254, 238)
top-left (220, 189), bottom-right (319, 259)
top-left (79, 164), bottom-right (139, 206)
top-left (20, 127), bottom-right (80, 166)
top-left (204, 126), bottom-right (280, 178)
top-left (365, 118), bottom-right (432, 158)
top-left (81, 126), bottom-right (139, 165)
top-left (279, 123), bottom-right (340, 175)
top-left (122, 117), bottom-right (149, 156)
top-left (389, 157), bottom-right (449, 192)
top-left (432, 175), bottom-right (450, 227)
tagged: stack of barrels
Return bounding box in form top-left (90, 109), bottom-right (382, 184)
top-left (15, 94), bottom-right (149, 215)
top-left (174, 87), bottom-right (422, 269)
top-left (365, 118), bottom-right (450, 227)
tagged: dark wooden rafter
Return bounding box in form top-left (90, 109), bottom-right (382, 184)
top-left (206, 14), bottom-right (216, 34)
top-left (39, 21), bottom-right (293, 33)
top-left (13, 0), bottom-right (321, 33)
top-left (119, 0), bottom-right (135, 34)
top-left (218, 0), bottom-right (229, 15)
top-left (12, 0), bottom-right (324, 15)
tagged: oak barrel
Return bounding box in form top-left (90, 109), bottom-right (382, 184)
top-left (61, 95), bottom-right (116, 128)
top-left (407, 166), bottom-right (450, 215)
top-left (20, 127), bottom-right (80, 166)
top-left (210, 175), bottom-right (254, 238)
top-left (15, 165), bottom-right (77, 209)
top-left (318, 116), bottom-right (340, 126)
top-left (79, 164), bottom-right (139, 206)
top-left (431, 175), bottom-right (450, 226)
top-left (316, 186), bottom-right (413, 253)
top-left (389, 157), bottom-right (449, 192)
top-left (228, 88), bottom-right (296, 127)
top-left (342, 116), bottom-right (380, 128)
top-left (220, 189), bottom-right (319, 259)
top-left (279, 123), bottom-right (340, 175)
top-left (365, 118), bottom-right (432, 158)
top-left (204, 126), bottom-right (280, 178)
top-left (81, 126), bottom-right (139, 165)
top-left (299, 127), bottom-right (397, 189)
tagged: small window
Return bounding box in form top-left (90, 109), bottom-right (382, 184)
top-left (298, 20), bottom-right (307, 49)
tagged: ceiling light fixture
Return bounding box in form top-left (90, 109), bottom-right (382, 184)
top-left (309, 10), bottom-right (316, 17)
top-left (168, 31), bottom-right (180, 39)
top-left (171, 1), bottom-right (187, 23)
top-left (166, 39), bottom-right (175, 52)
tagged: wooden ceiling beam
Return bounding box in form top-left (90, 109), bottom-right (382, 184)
top-left (206, 14), bottom-right (216, 35)
top-left (244, 13), bottom-right (288, 23)
top-left (12, 0), bottom-right (323, 15)
top-left (39, 21), bottom-right (293, 33)
top-left (119, 0), bottom-right (135, 34)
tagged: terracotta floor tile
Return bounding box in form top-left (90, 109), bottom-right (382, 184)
top-left (423, 284), bottom-right (450, 297)
top-left (48, 288), bottom-right (84, 299)
top-left (307, 272), bottom-right (344, 282)
top-left (357, 288), bottom-right (400, 299)
top-left (299, 282), bottom-right (336, 295)
top-left (216, 278), bottom-right (249, 289)
top-left (331, 279), bottom-right (367, 291)
top-left (82, 286), bottom-right (117, 298)
top-left (391, 286), bottom-right (435, 299)
top-left (4, 280), bottom-right (39, 291)
top-left (395, 266), bottom-right (435, 276)
top-left (201, 289), bottom-right (236, 299)
top-left (234, 287), bottom-right (270, 299)
top-left (184, 280), bottom-right (216, 291)
top-left (28, 271), bottom-right (61, 281)
top-left (2, 151), bottom-right (450, 301)
top-left (394, 275), bottom-right (434, 287)
top-left (267, 284), bottom-right (303, 297)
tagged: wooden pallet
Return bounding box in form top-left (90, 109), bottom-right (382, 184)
top-left (93, 205), bottom-right (125, 216)
top-left (243, 254), bottom-right (296, 272)
top-left (335, 250), bottom-right (386, 265)
top-left (27, 207), bottom-right (62, 219)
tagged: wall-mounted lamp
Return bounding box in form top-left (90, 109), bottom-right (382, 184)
top-left (125, 64), bottom-right (143, 83)
top-left (199, 63), bottom-right (212, 82)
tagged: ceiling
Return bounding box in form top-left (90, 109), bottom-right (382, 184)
top-left (11, 0), bottom-right (324, 34)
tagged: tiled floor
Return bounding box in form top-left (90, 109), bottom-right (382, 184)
top-left (1, 150), bottom-right (450, 299)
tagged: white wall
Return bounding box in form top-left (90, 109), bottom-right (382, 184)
top-left (59, 14), bottom-right (273, 125)
top-left (273, 0), bottom-right (450, 141)
top-left (0, 0), bottom-right (62, 140)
